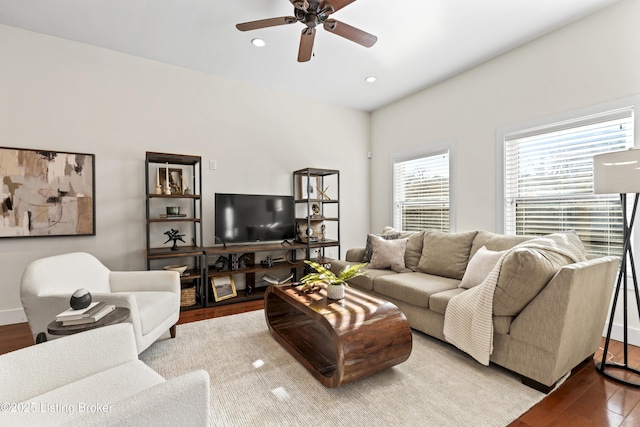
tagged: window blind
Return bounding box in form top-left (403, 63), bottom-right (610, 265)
top-left (504, 107), bottom-right (634, 256)
top-left (393, 150), bottom-right (449, 232)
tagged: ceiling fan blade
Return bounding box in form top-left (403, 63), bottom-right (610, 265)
top-left (236, 16), bottom-right (297, 32)
top-left (290, 0), bottom-right (309, 10)
top-left (323, 19), bottom-right (377, 47)
top-left (324, 0), bottom-right (357, 13)
top-left (298, 28), bottom-right (316, 62)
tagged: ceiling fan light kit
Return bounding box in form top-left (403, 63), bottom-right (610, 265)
top-left (236, 0), bottom-right (377, 62)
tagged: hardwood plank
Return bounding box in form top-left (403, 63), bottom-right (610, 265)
top-left (605, 385), bottom-right (640, 418)
top-left (517, 359), bottom-right (600, 426)
top-left (177, 299), bottom-right (264, 324)
top-left (548, 376), bottom-right (620, 425)
top-left (0, 322), bottom-right (34, 355)
top-left (620, 401), bottom-right (640, 427)
top-left (585, 409), bottom-right (626, 427)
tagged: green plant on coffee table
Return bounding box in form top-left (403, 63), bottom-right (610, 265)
top-left (299, 260), bottom-right (367, 292)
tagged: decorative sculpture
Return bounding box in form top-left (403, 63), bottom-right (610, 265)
top-left (238, 253), bottom-right (252, 269)
top-left (163, 228), bottom-right (186, 251)
top-left (70, 288), bottom-right (92, 310)
top-left (213, 255), bottom-right (229, 271)
top-left (316, 185), bottom-right (330, 200)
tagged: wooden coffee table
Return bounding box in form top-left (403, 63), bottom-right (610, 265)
top-left (264, 283), bottom-right (412, 388)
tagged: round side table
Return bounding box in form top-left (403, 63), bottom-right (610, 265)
top-left (39, 307), bottom-right (131, 343)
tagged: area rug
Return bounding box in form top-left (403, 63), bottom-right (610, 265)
top-left (140, 310), bottom-right (550, 426)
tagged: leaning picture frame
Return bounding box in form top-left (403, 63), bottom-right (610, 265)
top-left (297, 175), bottom-right (320, 200)
top-left (158, 167), bottom-right (183, 195)
top-left (212, 275), bottom-right (237, 302)
top-left (0, 146), bottom-right (96, 238)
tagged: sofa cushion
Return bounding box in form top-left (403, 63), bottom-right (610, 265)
top-left (429, 288), bottom-right (465, 314)
top-left (459, 246), bottom-right (506, 289)
top-left (493, 316), bottom-right (514, 335)
top-left (429, 288), bottom-right (513, 334)
top-left (362, 232), bottom-right (401, 262)
top-left (374, 272), bottom-right (460, 308)
top-left (484, 235), bottom-right (532, 252)
top-left (469, 230), bottom-right (498, 258)
top-left (493, 247), bottom-right (575, 316)
top-left (403, 231), bottom-right (425, 271)
top-left (417, 230), bottom-right (478, 279)
top-left (367, 235), bottom-right (410, 273)
top-left (345, 248), bottom-right (366, 262)
top-left (330, 260), bottom-right (396, 291)
top-left (470, 231), bottom-right (533, 258)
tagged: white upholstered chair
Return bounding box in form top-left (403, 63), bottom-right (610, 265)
top-left (20, 252), bottom-right (180, 354)
top-left (0, 323), bottom-right (210, 426)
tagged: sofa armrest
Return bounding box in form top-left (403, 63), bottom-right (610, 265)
top-left (67, 370), bottom-right (211, 427)
top-left (345, 248), bottom-right (366, 262)
top-left (508, 255), bottom-right (619, 384)
top-left (0, 324), bottom-right (138, 403)
top-left (110, 271), bottom-right (180, 294)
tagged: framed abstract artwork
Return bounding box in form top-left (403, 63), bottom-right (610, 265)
top-left (0, 147), bottom-right (95, 238)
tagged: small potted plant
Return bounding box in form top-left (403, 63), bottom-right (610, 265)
top-left (300, 260), bottom-right (367, 300)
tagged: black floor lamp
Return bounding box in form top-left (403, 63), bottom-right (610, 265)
top-left (594, 148), bottom-right (640, 387)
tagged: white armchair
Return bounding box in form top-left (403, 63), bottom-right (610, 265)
top-left (20, 252), bottom-right (180, 354)
top-left (0, 323), bottom-right (210, 427)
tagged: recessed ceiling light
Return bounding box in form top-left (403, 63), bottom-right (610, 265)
top-left (251, 38), bottom-right (266, 47)
top-left (365, 76), bottom-right (376, 83)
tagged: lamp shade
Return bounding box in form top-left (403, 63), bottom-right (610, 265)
top-left (593, 149), bottom-right (640, 194)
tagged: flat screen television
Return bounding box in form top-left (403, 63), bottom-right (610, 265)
top-left (214, 193), bottom-right (295, 244)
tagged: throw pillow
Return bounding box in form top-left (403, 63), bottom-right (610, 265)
top-left (493, 248), bottom-right (575, 316)
top-left (367, 235), bottom-right (410, 273)
top-left (459, 246), bottom-right (505, 289)
top-left (403, 231), bottom-right (425, 271)
top-left (493, 232), bottom-right (587, 316)
top-left (417, 230), bottom-right (478, 279)
top-left (362, 232), bottom-right (401, 263)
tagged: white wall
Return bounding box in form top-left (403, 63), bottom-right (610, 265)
top-left (370, 0), bottom-right (640, 342)
top-left (0, 25), bottom-right (371, 323)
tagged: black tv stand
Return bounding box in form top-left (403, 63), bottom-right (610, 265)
top-left (204, 241), bottom-right (315, 306)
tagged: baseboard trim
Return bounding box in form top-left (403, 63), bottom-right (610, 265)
top-left (604, 322), bottom-right (640, 347)
top-left (0, 308), bottom-right (27, 326)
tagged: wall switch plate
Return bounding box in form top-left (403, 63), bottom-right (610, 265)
top-left (209, 160), bottom-right (217, 170)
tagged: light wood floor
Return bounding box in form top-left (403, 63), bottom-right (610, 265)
top-left (2, 300), bottom-right (639, 427)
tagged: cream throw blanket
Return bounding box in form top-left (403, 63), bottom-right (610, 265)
top-left (443, 232), bottom-right (587, 365)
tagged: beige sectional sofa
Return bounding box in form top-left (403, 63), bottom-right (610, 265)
top-left (330, 229), bottom-right (619, 392)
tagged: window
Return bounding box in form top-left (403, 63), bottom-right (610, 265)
top-left (393, 150), bottom-right (450, 232)
top-left (504, 108), bottom-right (634, 256)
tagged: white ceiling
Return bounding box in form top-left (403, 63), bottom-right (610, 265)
top-left (0, 0), bottom-right (621, 111)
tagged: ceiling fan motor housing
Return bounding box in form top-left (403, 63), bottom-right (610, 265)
top-left (295, 1), bottom-right (333, 28)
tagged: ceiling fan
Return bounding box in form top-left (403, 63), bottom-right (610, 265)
top-left (236, 0), bottom-right (377, 62)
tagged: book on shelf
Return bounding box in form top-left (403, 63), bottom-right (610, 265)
top-left (61, 304), bottom-right (116, 326)
top-left (56, 302), bottom-right (104, 321)
top-left (262, 272), bottom-right (294, 285)
top-left (159, 213), bottom-right (187, 218)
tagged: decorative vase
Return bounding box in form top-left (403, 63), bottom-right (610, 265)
top-left (326, 283), bottom-right (345, 300)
